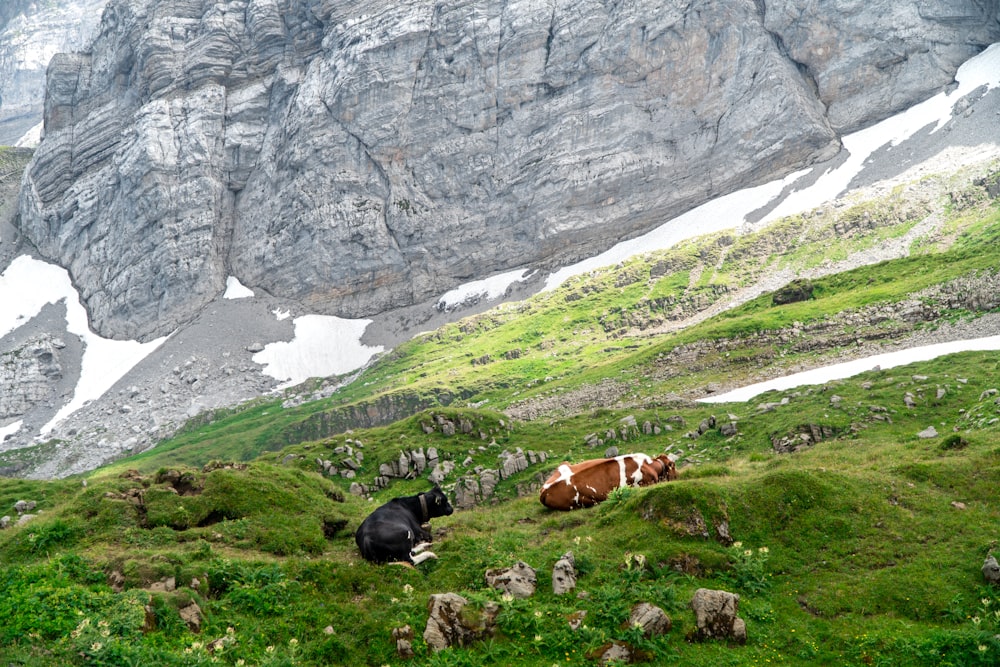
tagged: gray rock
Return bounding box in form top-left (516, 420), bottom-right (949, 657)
top-left (392, 625), bottom-right (414, 659)
top-left (0, 336), bottom-right (66, 420)
top-left (485, 561), bottom-right (537, 599)
top-left (552, 551), bottom-right (577, 596)
top-left (423, 593), bottom-right (498, 651)
top-left (628, 602), bottom-right (671, 637)
top-left (593, 642), bottom-right (632, 666)
top-left (13, 500), bottom-right (36, 514)
top-left (917, 426), bottom-right (939, 439)
top-left (983, 555), bottom-right (1000, 584)
top-left (690, 588), bottom-right (746, 644)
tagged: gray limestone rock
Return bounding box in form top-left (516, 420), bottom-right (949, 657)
top-left (691, 588), bottom-right (746, 644)
top-left (627, 602), bottom-right (671, 637)
top-left (983, 555), bottom-right (1000, 584)
top-left (19, 0), bottom-right (998, 341)
top-left (485, 561), bottom-right (537, 599)
top-left (423, 593), bottom-right (498, 651)
top-left (552, 551), bottom-right (577, 596)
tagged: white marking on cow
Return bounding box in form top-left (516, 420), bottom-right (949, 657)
top-left (543, 464), bottom-right (576, 490)
top-left (412, 542), bottom-right (432, 554)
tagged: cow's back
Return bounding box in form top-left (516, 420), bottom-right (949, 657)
top-left (539, 453), bottom-right (669, 511)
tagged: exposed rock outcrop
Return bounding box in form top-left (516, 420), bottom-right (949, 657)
top-left (19, 0), bottom-right (999, 341)
top-left (0, 0), bottom-right (107, 145)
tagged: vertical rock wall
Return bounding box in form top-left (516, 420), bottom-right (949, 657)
top-left (16, 0), bottom-right (1000, 341)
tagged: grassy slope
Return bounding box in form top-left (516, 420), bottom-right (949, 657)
top-left (0, 165), bottom-right (999, 665)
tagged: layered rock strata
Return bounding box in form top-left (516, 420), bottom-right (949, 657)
top-left (19, 0), bottom-right (1000, 341)
top-left (0, 0), bottom-right (107, 145)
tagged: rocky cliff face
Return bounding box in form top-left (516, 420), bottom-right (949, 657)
top-left (0, 0), bottom-right (107, 146)
top-left (17, 0), bottom-right (1000, 342)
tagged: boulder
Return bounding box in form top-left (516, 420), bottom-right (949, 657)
top-left (485, 561), bottom-right (537, 598)
top-left (423, 593), bottom-right (498, 651)
top-left (552, 551), bottom-right (577, 595)
top-left (690, 588), bottom-right (746, 644)
top-left (179, 601), bottom-right (203, 633)
top-left (984, 555), bottom-right (1000, 584)
top-left (392, 625), bottom-right (415, 659)
top-left (627, 602), bottom-right (671, 637)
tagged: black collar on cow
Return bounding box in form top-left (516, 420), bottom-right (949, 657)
top-left (419, 492), bottom-right (429, 523)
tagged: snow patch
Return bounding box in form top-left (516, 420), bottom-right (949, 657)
top-left (252, 315), bottom-right (384, 388)
top-left (14, 121), bottom-right (43, 148)
top-left (0, 420), bottom-right (22, 442)
top-left (699, 335), bottom-right (1000, 404)
top-left (543, 169), bottom-right (810, 291)
top-left (437, 268), bottom-right (535, 312)
top-left (223, 276), bottom-right (254, 299)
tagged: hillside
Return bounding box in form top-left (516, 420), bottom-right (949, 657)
top-left (1, 159), bottom-right (999, 665)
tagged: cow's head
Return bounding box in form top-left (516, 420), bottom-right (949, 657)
top-left (424, 485), bottom-right (454, 518)
top-left (654, 455), bottom-right (678, 481)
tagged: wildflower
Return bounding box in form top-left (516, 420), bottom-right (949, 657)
top-left (403, 584), bottom-right (414, 595)
top-left (980, 645), bottom-right (988, 653)
top-left (744, 549), bottom-right (754, 557)
top-left (535, 610), bottom-right (543, 618)
top-left (983, 598), bottom-right (992, 607)
top-left (635, 553), bottom-right (646, 569)
top-left (97, 620), bottom-right (109, 628)
top-left (236, 661), bottom-right (245, 666)
top-left (972, 616), bottom-right (982, 626)
top-left (227, 626), bottom-right (235, 635)
top-left (289, 638), bottom-right (299, 646)
top-left (391, 597), bottom-right (400, 603)
top-left (733, 541), bottom-right (743, 549)
top-left (91, 643), bottom-right (103, 651)
top-left (100, 629), bottom-right (110, 638)
top-left (759, 546), bottom-right (769, 554)
top-left (191, 642), bottom-right (203, 651)
top-left (501, 593), bottom-right (514, 603)
top-left (534, 634), bottom-right (543, 642)
top-left (266, 645), bottom-right (275, 653)
top-left (573, 536), bottom-right (581, 545)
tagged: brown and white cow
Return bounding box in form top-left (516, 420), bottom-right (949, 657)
top-left (539, 453), bottom-right (678, 511)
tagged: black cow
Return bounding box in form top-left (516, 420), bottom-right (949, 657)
top-left (355, 486), bottom-right (454, 565)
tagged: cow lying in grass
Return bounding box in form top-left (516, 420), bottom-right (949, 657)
top-left (355, 486), bottom-right (454, 565)
top-left (539, 453), bottom-right (677, 511)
